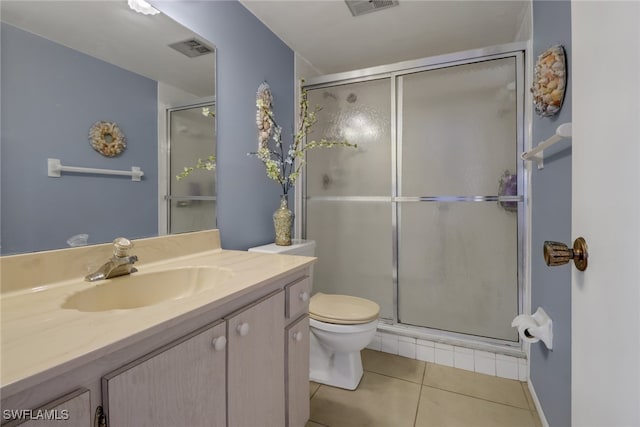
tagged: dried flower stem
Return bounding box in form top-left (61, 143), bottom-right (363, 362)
top-left (250, 81), bottom-right (356, 195)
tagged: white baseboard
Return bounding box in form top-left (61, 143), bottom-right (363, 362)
top-left (527, 380), bottom-right (550, 427)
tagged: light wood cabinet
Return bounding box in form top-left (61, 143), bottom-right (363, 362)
top-left (102, 321), bottom-right (227, 427)
top-left (103, 291), bottom-right (288, 427)
top-left (226, 291), bottom-right (285, 427)
top-left (286, 315), bottom-right (310, 427)
top-left (3, 269), bottom-right (312, 427)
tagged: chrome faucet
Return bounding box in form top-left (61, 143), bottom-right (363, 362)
top-left (85, 237), bottom-right (138, 282)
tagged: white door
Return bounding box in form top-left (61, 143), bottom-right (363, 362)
top-left (571, 2), bottom-right (640, 426)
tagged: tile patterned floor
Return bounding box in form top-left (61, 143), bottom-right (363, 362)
top-left (307, 349), bottom-right (542, 427)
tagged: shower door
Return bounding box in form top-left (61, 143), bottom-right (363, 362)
top-left (303, 49), bottom-right (524, 344)
top-left (398, 57), bottom-right (521, 341)
top-left (305, 79), bottom-right (394, 319)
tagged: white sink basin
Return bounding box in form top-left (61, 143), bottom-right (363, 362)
top-left (62, 267), bottom-right (232, 312)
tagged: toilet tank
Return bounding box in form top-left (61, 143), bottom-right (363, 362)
top-left (249, 240), bottom-right (316, 292)
top-left (248, 239), bottom-right (316, 257)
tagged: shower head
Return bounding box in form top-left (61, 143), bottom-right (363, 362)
top-left (323, 92), bottom-right (338, 100)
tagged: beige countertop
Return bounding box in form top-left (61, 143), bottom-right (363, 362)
top-left (1, 232), bottom-right (315, 397)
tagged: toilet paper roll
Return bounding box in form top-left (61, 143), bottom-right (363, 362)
top-left (512, 315), bottom-right (540, 343)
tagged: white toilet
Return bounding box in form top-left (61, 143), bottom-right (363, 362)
top-left (248, 239), bottom-right (380, 391)
top-left (308, 292), bottom-right (379, 390)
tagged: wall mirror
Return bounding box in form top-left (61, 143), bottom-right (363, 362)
top-left (1, 1), bottom-right (216, 255)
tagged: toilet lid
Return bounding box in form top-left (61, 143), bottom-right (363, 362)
top-left (309, 293), bottom-right (380, 325)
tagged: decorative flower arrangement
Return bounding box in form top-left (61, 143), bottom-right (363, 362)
top-left (250, 81), bottom-right (357, 196)
top-left (175, 107), bottom-right (216, 181)
top-left (89, 121), bottom-right (126, 157)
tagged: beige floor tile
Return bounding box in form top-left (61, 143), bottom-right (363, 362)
top-left (362, 349), bottom-right (426, 384)
top-left (415, 386), bottom-right (537, 427)
top-left (310, 381), bottom-right (321, 398)
top-left (423, 363), bottom-right (529, 409)
top-left (532, 411), bottom-right (543, 427)
top-left (306, 421), bottom-right (328, 427)
top-left (310, 371), bottom-right (421, 427)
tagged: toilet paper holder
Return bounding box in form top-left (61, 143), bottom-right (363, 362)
top-left (543, 237), bottom-right (588, 271)
top-left (511, 307), bottom-right (553, 350)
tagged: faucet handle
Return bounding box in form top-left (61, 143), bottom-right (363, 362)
top-left (113, 237), bottom-right (134, 257)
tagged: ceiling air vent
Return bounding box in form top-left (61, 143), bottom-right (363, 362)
top-left (345, 0), bottom-right (399, 17)
top-left (168, 38), bottom-right (214, 58)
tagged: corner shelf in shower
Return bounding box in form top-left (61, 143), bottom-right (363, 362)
top-left (47, 158), bottom-right (144, 181)
top-left (521, 122), bottom-right (572, 170)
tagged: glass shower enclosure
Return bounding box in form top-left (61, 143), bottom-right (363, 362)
top-left (303, 45), bottom-right (524, 345)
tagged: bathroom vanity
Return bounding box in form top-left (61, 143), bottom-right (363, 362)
top-left (0, 231), bottom-right (314, 427)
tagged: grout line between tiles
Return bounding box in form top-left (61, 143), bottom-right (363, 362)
top-left (420, 383), bottom-right (532, 412)
top-left (413, 380), bottom-right (424, 427)
top-left (361, 369), bottom-right (425, 385)
top-left (520, 381), bottom-right (543, 425)
top-left (307, 417), bottom-right (330, 427)
top-left (310, 383), bottom-right (322, 400)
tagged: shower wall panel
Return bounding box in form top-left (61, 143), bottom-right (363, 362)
top-left (398, 203), bottom-right (518, 340)
top-left (305, 79), bottom-right (393, 319)
top-left (306, 200), bottom-right (393, 319)
top-left (306, 79), bottom-right (391, 197)
top-left (398, 57), bottom-right (519, 341)
top-left (400, 59), bottom-right (517, 196)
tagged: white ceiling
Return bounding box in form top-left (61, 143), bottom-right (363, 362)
top-left (239, 0), bottom-right (530, 75)
top-left (1, 1), bottom-right (215, 97)
top-left (1, 1), bottom-right (529, 93)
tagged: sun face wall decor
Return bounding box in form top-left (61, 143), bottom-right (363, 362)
top-left (531, 45), bottom-right (567, 117)
top-left (89, 121), bottom-right (127, 157)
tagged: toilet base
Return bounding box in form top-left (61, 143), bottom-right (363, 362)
top-left (309, 334), bottom-right (364, 390)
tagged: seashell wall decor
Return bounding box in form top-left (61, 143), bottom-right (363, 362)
top-left (89, 121), bottom-right (126, 157)
top-left (531, 45), bottom-right (567, 117)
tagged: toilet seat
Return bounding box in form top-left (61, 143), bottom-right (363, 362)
top-left (309, 293), bottom-right (380, 325)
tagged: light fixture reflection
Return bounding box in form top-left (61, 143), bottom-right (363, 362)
top-left (128, 0), bottom-right (160, 16)
top-left (343, 114), bottom-right (378, 143)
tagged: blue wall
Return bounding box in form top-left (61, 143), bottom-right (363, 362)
top-left (1, 23), bottom-right (158, 254)
top-left (530, 1), bottom-right (572, 425)
top-left (154, 0), bottom-right (295, 250)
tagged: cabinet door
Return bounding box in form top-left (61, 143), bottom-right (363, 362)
top-left (286, 315), bottom-right (310, 427)
top-left (103, 321), bottom-right (226, 427)
top-left (4, 389), bottom-right (91, 427)
top-left (227, 291), bottom-right (285, 427)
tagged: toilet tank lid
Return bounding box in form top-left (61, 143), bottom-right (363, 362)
top-left (248, 239), bottom-right (315, 255)
top-left (310, 293), bottom-right (380, 324)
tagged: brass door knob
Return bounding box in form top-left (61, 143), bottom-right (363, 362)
top-left (543, 237), bottom-right (588, 271)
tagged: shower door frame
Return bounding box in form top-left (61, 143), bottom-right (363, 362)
top-left (301, 42), bottom-right (528, 349)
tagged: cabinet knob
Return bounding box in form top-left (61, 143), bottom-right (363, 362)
top-left (236, 322), bottom-right (250, 337)
top-left (212, 336), bottom-right (227, 351)
top-left (299, 291), bottom-right (309, 302)
top-left (292, 331), bottom-right (303, 342)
